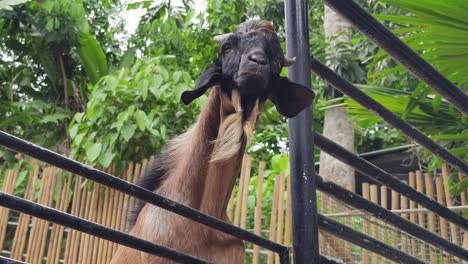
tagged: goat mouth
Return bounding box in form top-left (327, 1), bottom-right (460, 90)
top-left (235, 72), bottom-right (268, 97)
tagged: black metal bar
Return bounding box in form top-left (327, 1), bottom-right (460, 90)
top-left (284, 0), bottom-right (319, 263)
top-left (318, 215), bottom-right (424, 264)
top-left (0, 256), bottom-right (27, 264)
top-left (279, 248), bottom-right (291, 264)
top-left (314, 132), bottom-right (468, 230)
top-left (319, 255), bottom-right (345, 264)
top-left (322, 0), bottom-right (468, 116)
top-left (309, 58), bottom-right (468, 176)
top-left (316, 176), bottom-right (468, 260)
top-left (0, 192), bottom-right (210, 264)
top-left (0, 131), bottom-right (287, 255)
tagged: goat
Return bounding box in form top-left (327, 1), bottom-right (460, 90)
top-left (111, 20), bottom-right (314, 264)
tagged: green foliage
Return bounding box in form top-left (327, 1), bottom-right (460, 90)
top-left (0, 0), bottom-right (30, 11)
top-left (69, 56), bottom-right (199, 170)
top-left (0, 0), bottom-right (118, 157)
top-left (342, 85), bottom-right (467, 172)
top-left (373, 0), bottom-right (468, 87)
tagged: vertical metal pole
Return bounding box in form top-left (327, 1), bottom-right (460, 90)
top-left (284, 0), bottom-right (319, 263)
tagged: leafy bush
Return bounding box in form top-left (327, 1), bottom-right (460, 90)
top-left (69, 56), bottom-right (201, 171)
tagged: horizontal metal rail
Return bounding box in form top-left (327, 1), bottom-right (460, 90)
top-left (0, 192), bottom-right (211, 264)
top-left (0, 256), bottom-right (27, 264)
top-left (318, 214), bottom-right (424, 264)
top-left (325, 205), bottom-right (468, 217)
top-left (316, 176), bottom-right (468, 260)
top-left (314, 132), bottom-right (468, 230)
top-left (322, 0), bottom-right (468, 116)
top-left (319, 255), bottom-right (348, 264)
top-left (309, 57), bottom-right (468, 176)
top-left (0, 130), bottom-right (288, 259)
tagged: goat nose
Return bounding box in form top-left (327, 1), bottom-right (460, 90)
top-left (248, 52), bottom-right (267, 65)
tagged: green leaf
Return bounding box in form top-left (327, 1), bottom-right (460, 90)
top-left (135, 110), bottom-right (147, 131)
top-left (160, 124), bottom-right (166, 139)
top-left (106, 76), bottom-right (118, 90)
top-left (449, 177), bottom-right (468, 196)
top-left (76, 33), bottom-right (108, 85)
top-left (271, 154), bottom-right (289, 174)
top-left (69, 124), bottom-right (79, 138)
top-left (74, 133), bottom-right (85, 146)
top-left (121, 124), bottom-right (137, 142)
top-left (138, 79), bottom-right (149, 100)
top-left (98, 152), bottom-right (115, 168)
top-left (40, 112), bottom-right (70, 124)
top-left (86, 143), bottom-right (102, 163)
top-left (173, 71), bottom-right (182, 83)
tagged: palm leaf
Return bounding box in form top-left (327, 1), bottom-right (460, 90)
top-left (372, 0), bottom-right (468, 86)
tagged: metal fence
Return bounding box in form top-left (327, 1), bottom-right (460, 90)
top-left (0, 0), bottom-right (467, 263)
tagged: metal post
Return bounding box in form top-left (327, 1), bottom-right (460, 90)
top-left (284, 0), bottom-right (319, 263)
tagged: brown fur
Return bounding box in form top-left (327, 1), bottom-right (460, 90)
top-left (111, 86), bottom-right (261, 264)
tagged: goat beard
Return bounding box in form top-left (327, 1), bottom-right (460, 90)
top-left (210, 97), bottom-right (259, 163)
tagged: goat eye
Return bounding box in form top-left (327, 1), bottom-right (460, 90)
top-left (222, 44), bottom-right (232, 54)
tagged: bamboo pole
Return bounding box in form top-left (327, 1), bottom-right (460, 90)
top-left (275, 173), bottom-right (285, 264)
top-left (408, 172), bottom-right (418, 255)
top-left (370, 185), bottom-right (379, 264)
top-left (435, 176), bottom-right (449, 240)
top-left (284, 175), bottom-right (292, 247)
top-left (29, 168), bottom-right (52, 263)
top-left (25, 169), bottom-right (41, 264)
top-left (240, 156), bottom-right (252, 230)
top-left (391, 188), bottom-right (399, 250)
top-left (400, 183), bottom-right (409, 254)
top-left (234, 155), bottom-right (248, 227)
top-left (11, 163), bottom-right (39, 260)
top-left (85, 184), bottom-right (99, 264)
top-left (267, 176), bottom-right (280, 264)
top-left (0, 168), bottom-right (19, 251)
top-left (45, 174), bottom-right (62, 264)
top-left (458, 172), bottom-right (466, 206)
top-left (64, 176), bottom-right (81, 264)
top-left (32, 167), bottom-right (57, 264)
top-left (47, 173), bottom-right (71, 264)
top-left (106, 168), bottom-right (117, 264)
top-left (380, 185), bottom-right (389, 264)
top-left (77, 186), bottom-right (92, 264)
top-left (72, 180), bottom-right (88, 264)
top-left (98, 183), bottom-right (110, 264)
top-left (117, 163), bottom-right (133, 232)
top-left (111, 165), bottom-right (129, 255)
top-left (252, 161), bottom-right (265, 264)
top-left (442, 164), bottom-right (461, 264)
top-left (415, 170), bottom-right (427, 260)
top-left (424, 173), bottom-right (438, 264)
top-left (435, 176), bottom-right (449, 263)
top-left (442, 164), bottom-right (461, 244)
top-left (362, 183), bottom-right (370, 264)
top-left (89, 184), bottom-right (101, 264)
top-left (94, 185), bottom-right (105, 264)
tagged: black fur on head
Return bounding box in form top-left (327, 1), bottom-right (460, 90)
top-left (181, 19), bottom-right (315, 119)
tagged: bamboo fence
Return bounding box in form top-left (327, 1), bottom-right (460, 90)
top-left (0, 156), bottom-right (466, 264)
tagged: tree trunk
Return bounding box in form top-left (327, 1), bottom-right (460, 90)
top-left (320, 5), bottom-right (355, 191)
top-left (318, 5), bottom-right (356, 263)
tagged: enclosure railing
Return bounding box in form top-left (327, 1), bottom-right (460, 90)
top-left (284, 0), bottom-right (468, 262)
top-left (0, 0), bottom-right (467, 263)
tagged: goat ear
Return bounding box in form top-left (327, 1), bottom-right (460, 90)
top-left (181, 60), bottom-right (222, 105)
top-left (269, 77), bottom-right (315, 118)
